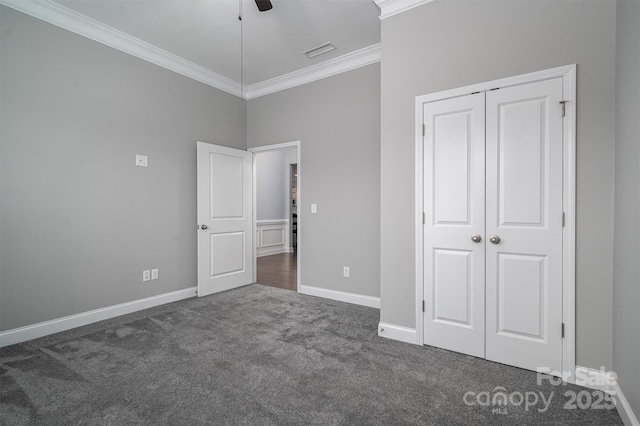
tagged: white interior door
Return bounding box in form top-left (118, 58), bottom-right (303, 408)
top-left (485, 78), bottom-right (564, 372)
top-left (422, 93), bottom-right (486, 358)
top-left (197, 142), bottom-right (254, 297)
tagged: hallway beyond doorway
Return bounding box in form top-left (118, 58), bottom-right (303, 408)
top-left (257, 253), bottom-right (297, 291)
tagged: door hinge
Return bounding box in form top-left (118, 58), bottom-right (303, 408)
top-left (422, 300), bottom-right (425, 312)
top-left (562, 212), bottom-right (566, 227)
top-left (422, 124), bottom-right (426, 136)
top-left (422, 212), bottom-right (426, 224)
top-left (561, 323), bottom-right (565, 338)
top-left (560, 100), bottom-right (568, 117)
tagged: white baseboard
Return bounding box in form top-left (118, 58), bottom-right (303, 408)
top-left (575, 365), bottom-right (639, 426)
top-left (0, 287), bottom-right (197, 348)
top-left (299, 285), bottom-right (380, 309)
top-left (614, 381), bottom-right (640, 426)
top-left (377, 322), bottom-right (418, 344)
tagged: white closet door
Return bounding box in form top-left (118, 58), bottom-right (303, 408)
top-left (485, 78), bottom-right (564, 372)
top-left (423, 93), bottom-right (486, 358)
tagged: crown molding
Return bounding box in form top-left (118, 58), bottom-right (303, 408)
top-left (245, 43), bottom-right (381, 100)
top-left (374, 0), bottom-right (434, 20)
top-left (1, 0), bottom-right (381, 100)
top-left (0, 0), bottom-right (242, 97)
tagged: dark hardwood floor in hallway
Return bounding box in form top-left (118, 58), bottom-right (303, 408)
top-left (257, 253), bottom-right (297, 291)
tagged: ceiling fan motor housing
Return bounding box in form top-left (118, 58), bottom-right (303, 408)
top-left (255, 0), bottom-right (273, 12)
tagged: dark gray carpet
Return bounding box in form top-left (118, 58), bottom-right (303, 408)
top-left (0, 284), bottom-right (623, 425)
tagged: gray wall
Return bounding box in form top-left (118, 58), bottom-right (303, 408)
top-left (0, 8), bottom-right (246, 331)
top-left (247, 64), bottom-right (381, 298)
top-left (613, 0), bottom-right (640, 416)
top-left (256, 150), bottom-right (287, 221)
top-left (380, 0), bottom-right (616, 369)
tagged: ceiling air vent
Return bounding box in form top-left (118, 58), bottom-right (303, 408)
top-left (303, 42), bottom-right (336, 59)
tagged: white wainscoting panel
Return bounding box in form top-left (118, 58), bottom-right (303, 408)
top-left (256, 220), bottom-right (291, 257)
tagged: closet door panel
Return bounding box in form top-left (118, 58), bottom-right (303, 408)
top-left (485, 78), bottom-right (564, 372)
top-left (423, 93), bottom-right (486, 358)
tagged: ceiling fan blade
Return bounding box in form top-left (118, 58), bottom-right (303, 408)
top-left (255, 0), bottom-right (272, 12)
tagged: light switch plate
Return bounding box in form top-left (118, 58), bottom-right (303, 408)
top-left (151, 268), bottom-right (159, 280)
top-left (343, 266), bottom-right (350, 278)
top-left (136, 155), bottom-right (148, 167)
top-left (311, 203), bottom-right (317, 214)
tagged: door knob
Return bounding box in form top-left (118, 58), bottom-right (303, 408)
top-left (471, 234), bottom-right (482, 243)
top-left (489, 235), bottom-right (501, 244)
top-left (201, 224), bottom-right (208, 230)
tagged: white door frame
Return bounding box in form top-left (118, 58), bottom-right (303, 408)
top-left (414, 65), bottom-right (577, 381)
top-left (248, 141), bottom-right (302, 292)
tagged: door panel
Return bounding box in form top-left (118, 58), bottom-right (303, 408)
top-left (423, 93), bottom-right (485, 358)
top-left (485, 78), bottom-right (563, 372)
top-left (434, 112), bottom-right (472, 224)
top-left (209, 154), bottom-right (244, 218)
top-left (498, 99), bottom-right (546, 226)
top-left (197, 142), bottom-right (254, 297)
top-left (433, 249), bottom-right (473, 327)
top-left (209, 232), bottom-right (245, 277)
top-left (497, 253), bottom-right (547, 340)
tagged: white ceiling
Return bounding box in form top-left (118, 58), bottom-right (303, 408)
top-left (53, 0), bottom-right (381, 86)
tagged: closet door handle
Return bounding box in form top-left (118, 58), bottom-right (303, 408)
top-left (201, 224), bottom-right (208, 230)
top-left (471, 234), bottom-right (482, 243)
top-left (489, 235), bottom-right (501, 244)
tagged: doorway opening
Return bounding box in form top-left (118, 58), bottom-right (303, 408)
top-left (249, 141), bottom-right (301, 292)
